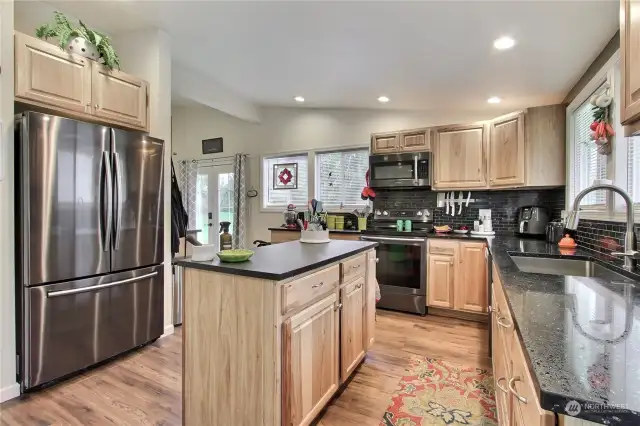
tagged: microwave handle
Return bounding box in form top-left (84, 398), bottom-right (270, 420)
top-left (414, 155), bottom-right (418, 183)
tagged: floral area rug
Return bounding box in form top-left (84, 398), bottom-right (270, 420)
top-left (380, 357), bottom-right (497, 426)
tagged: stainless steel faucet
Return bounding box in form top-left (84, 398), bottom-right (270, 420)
top-left (566, 183), bottom-right (638, 270)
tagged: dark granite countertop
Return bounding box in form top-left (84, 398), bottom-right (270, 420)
top-left (487, 236), bottom-right (640, 424)
top-left (174, 240), bottom-right (377, 280)
top-left (268, 227), bottom-right (361, 234)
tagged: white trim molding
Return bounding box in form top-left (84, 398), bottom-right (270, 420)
top-left (0, 382), bottom-right (20, 403)
top-left (161, 324), bottom-right (175, 338)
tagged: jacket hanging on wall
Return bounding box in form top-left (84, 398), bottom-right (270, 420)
top-left (171, 160), bottom-right (188, 254)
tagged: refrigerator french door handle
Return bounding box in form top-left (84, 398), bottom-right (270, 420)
top-left (111, 128), bottom-right (124, 250)
top-left (47, 271), bottom-right (159, 297)
top-left (101, 151), bottom-right (113, 252)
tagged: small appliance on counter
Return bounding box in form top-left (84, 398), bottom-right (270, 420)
top-left (546, 221), bottom-right (565, 243)
top-left (517, 206), bottom-right (550, 237)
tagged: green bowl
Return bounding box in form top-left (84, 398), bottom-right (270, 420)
top-left (216, 249), bottom-right (254, 263)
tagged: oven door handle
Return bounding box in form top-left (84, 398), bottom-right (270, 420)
top-left (361, 235), bottom-right (426, 246)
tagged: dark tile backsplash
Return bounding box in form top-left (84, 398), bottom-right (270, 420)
top-left (372, 187), bottom-right (565, 232)
top-left (573, 219), bottom-right (640, 256)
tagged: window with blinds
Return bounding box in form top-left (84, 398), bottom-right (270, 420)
top-left (316, 149), bottom-right (369, 208)
top-left (262, 154), bottom-right (309, 209)
top-left (627, 135), bottom-right (640, 204)
top-left (571, 86), bottom-right (608, 206)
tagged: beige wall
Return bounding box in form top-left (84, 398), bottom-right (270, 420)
top-left (171, 105), bottom-right (491, 244)
top-left (0, 0), bottom-right (18, 403)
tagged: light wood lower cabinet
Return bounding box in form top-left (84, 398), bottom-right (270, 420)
top-left (455, 242), bottom-right (488, 313)
top-left (270, 230), bottom-right (361, 244)
top-left (427, 254), bottom-right (456, 309)
top-left (427, 240), bottom-right (488, 314)
top-left (364, 251), bottom-right (377, 349)
top-left (282, 293), bottom-right (339, 426)
top-left (183, 249), bottom-right (376, 426)
top-left (492, 266), bottom-right (554, 426)
top-left (340, 277), bottom-right (366, 381)
top-left (15, 31), bottom-right (150, 132)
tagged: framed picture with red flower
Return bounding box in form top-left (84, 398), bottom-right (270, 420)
top-left (273, 162), bottom-right (298, 190)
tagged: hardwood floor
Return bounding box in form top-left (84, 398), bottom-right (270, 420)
top-left (0, 310), bottom-right (490, 426)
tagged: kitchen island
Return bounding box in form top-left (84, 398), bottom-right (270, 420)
top-left (174, 240), bottom-right (378, 426)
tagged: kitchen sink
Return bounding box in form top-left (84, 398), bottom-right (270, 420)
top-left (509, 255), bottom-right (628, 280)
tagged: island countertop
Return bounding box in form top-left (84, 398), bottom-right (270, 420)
top-left (174, 240), bottom-right (378, 280)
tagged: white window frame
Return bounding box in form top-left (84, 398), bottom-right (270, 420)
top-left (260, 151), bottom-right (311, 212)
top-left (314, 147), bottom-right (370, 211)
top-left (259, 144), bottom-right (370, 213)
top-left (565, 50), bottom-right (637, 222)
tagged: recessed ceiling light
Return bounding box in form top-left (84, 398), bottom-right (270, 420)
top-left (487, 97), bottom-right (501, 104)
top-left (493, 36), bottom-right (515, 50)
top-left (294, 96), bottom-right (305, 103)
top-left (378, 96), bottom-right (390, 103)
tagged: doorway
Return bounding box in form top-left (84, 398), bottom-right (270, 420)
top-left (194, 164), bottom-right (235, 249)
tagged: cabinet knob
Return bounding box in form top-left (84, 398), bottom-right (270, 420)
top-left (86, 102), bottom-right (91, 106)
top-left (334, 303), bottom-right (343, 311)
top-left (375, 258), bottom-right (379, 263)
top-left (95, 104), bottom-right (99, 109)
top-left (356, 283), bottom-right (363, 289)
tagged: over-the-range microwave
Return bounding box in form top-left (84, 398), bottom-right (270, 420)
top-left (369, 152), bottom-right (432, 188)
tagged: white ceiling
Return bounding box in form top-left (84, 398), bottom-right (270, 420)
top-left (22, 1), bottom-right (618, 115)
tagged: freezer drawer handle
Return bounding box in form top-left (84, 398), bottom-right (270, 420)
top-left (47, 271), bottom-right (159, 298)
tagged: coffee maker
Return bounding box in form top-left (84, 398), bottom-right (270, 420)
top-left (517, 206), bottom-right (549, 236)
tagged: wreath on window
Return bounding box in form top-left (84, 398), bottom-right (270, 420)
top-left (589, 84), bottom-right (615, 156)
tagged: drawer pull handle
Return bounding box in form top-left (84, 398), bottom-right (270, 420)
top-left (496, 377), bottom-right (508, 394)
top-left (351, 264), bottom-right (361, 269)
top-left (312, 282), bottom-right (324, 289)
top-left (356, 283), bottom-right (363, 289)
top-left (496, 316), bottom-right (512, 328)
top-left (508, 377), bottom-right (528, 403)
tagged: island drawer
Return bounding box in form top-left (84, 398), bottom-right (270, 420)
top-left (341, 254), bottom-right (366, 283)
top-left (282, 265), bottom-right (340, 314)
top-left (510, 328), bottom-right (554, 426)
top-left (428, 240), bottom-right (457, 256)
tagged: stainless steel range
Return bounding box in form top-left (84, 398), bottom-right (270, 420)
top-left (360, 208), bottom-right (432, 315)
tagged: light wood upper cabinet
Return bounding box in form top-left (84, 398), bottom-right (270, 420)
top-left (340, 277), bottom-right (366, 381)
top-left (15, 31), bottom-right (92, 114)
top-left (489, 112), bottom-right (525, 188)
top-left (433, 123), bottom-right (488, 189)
top-left (364, 251), bottom-right (377, 350)
top-left (524, 105), bottom-right (566, 187)
top-left (282, 293), bottom-right (339, 426)
top-left (14, 31), bottom-right (150, 132)
top-left (621, 0), bottom-right (640, 125)
top-left (371, 132), bottom-right (400, 154)
top-left (427, 253), bottom-right (456, 309)
top-left (455, 242), bottom-right (488, 313)
top-left (92, 64), bottom-right (148, 130)
top-left (400, 128), bottom-right (430, 152)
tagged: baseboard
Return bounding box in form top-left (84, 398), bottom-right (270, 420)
top-left (0, 382), bottom-right (20, 403)
top-left (427, 307), bottom-right (488, 323)
top-left (161, 324), bottom-right (174, 338)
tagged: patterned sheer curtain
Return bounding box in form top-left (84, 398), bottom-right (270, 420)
top-left (178, 160), bottom-right (198, 230)
top-left (233, 154), bottom-right (247, 248)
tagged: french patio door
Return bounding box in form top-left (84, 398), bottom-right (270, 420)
top-left (194, 164), bottom-right (235, 249)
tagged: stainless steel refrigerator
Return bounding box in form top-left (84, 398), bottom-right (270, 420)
top-left (15, 111), bottom-right (165, 391)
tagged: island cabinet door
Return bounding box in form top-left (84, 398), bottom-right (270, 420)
top-left (364, 251), bottom-right (377, 350)
top-left (340, 277), bottom-right (366, 382)
top-left (282, 293), bottom-right (339, 426)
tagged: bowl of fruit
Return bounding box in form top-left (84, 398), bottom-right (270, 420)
top-left (453, 226), bottom-right (469, 234)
